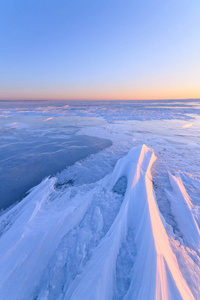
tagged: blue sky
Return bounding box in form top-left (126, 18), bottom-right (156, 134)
top-left (0, 0), bottom-right (200, 100)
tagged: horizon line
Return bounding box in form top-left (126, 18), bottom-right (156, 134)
top-left (0, 98), bottom-right (200, 102)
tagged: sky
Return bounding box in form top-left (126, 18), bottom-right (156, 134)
top-left (0, 0), bottom-right (200, 101)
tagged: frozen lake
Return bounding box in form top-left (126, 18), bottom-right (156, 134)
top-left (0, 133), bottom-right (111, 209)
top-left (0, 99), bottom-right (200, 299)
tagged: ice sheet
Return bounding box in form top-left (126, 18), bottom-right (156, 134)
top-left (0, 100), bottom-right (200, 299)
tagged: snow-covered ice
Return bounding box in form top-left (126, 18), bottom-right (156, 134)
top-left (0, 100), bottom-right (200, 299)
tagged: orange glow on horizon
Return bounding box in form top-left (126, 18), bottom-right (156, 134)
top-left (0, 83), bottom-right (200, 101)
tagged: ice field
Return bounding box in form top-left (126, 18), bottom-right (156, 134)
top-left (0, 100), bottom-right (200, 299)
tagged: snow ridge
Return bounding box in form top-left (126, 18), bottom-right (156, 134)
top-left (65, 145), bottom-right (194, 300)
top-left (167, 172), bottom-right (200, 253)
top-left (0, 145), bottom-right (196, 299)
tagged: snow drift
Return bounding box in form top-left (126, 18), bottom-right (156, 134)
top-left (0, 145), bottom-right (196, 299)
top-left (65, 145), bottom-right (194, 300)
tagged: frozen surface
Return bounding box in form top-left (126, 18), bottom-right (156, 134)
top-left (0, 100), bottom-right (200, 299)
top-left (0, 133), bottom-right (111, 209)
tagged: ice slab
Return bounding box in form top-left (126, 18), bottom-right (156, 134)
top-left (0, 135), bottom-right (111, 209)
top-left (0, 145), bottom-right (195, 300)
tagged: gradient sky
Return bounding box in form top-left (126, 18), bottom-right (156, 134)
top-left (0, 0), bottom-right (200, 100)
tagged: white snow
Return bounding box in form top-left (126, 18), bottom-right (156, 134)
top-left (4, 122), bottom-right (30, 129)
top-left (0, 145), bottom-right (198, 299)
top-left (167, 173), bottom-right (200, 252)
top-left (0, 100), bottom-right (200, 299)
top-left (64, 145), bottom-right (194, 300)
